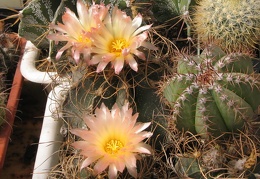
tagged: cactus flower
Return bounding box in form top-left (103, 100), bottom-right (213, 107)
top-left (89, 6), bottom-right (157, 74)
top-left (70, 103), bottom-right (153, 179)
top-left (47, 0), bottom-right (109, 63)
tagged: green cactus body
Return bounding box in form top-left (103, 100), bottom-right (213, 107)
top-left (193, 0), bottom-right (260, 53)
top-left (18, 0), bottom-right (71, 49)
top-left (63, 73), bottom-right (117, 129)
top-left (161, 45), bottom-right (260, 137)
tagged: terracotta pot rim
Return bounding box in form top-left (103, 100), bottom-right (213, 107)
top-left (0, 38), bottom-right (26, 171)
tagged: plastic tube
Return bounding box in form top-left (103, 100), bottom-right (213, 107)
top-left (20, 41), bottom-right (70, 178)
top-left (32, 84), bottom-right (69, 179)
top-left (20, 41), bottom-right (58, 84)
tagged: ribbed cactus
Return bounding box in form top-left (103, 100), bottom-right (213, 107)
top-left (160, 45), bottom-right (260, 137)
top-left (193, 0), bottom-right (260, 53)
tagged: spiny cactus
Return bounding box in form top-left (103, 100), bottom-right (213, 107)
top-left (63, 63), bottom-right (167, 144)
top-left (193, 0), bottom-right (260, 53)
top-left (160, 45), bottom-right (260, 138)
top-left (165, 130), bottom-right (259, 178)
top-left (56, 64), bottom-right (168, 178)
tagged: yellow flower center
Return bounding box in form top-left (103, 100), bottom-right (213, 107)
top-left (77, 33), bottom-right (91, 44)
top-left (110, 39), bottom-right (128, 56)
top-left (105, 139), bottom-right (124, 155)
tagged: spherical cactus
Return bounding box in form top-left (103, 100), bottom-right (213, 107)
top-left (160, 45), bottom-right (260, 137)
top-left (192, 0), bottom-right (260, 53)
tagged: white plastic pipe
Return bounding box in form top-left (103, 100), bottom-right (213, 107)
top-left (32, 84), bottom-right (69, 179)
top-left (21, 41), bottom-right (58, 84)
top-left (20, 41), bottom-right (71, 178)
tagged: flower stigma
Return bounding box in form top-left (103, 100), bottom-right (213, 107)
top-left (77, 33), bottom-right (91, 44)
top-left (105, 139), bottom-right (124, 154)
top-left (110, 39), bottom-right (128, 56)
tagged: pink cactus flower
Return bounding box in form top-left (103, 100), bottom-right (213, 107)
top-left (47, 0), bottom-right (109, 63)
top-left (89, 7), bottom-right (157, 74)
top-left (70, 103), bottom-right (153, 179)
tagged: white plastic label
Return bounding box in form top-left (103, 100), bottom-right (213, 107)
top-left (0, 0), bottom-right (24, 9)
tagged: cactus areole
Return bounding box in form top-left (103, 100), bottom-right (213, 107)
top-left (162, 45), bottom-right (260, 137)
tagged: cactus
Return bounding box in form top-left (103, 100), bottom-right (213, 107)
top-left (160, 45), bottom-right (260, 138)
top-left (15, 0), bottom-right (260, 178)
top-left (193, 0), bottom-right (260, 53)
top-left (63, 62), bottom-right (167, 143)
top-left (18, 0), bottom-right (77, 51)
top-left (164, 129), bottom-right (259, 178)
top-left (51, 63), bottom-right (168, 178)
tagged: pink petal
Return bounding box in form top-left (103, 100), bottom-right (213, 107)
top-left (94, 105), bottom-right (112, 123)
top-left (82, 48), bottom-right (91, 62)
top-left (124, 154), bottom-right (137, 178)
top-left (114, 158), bottom-right (126, 173)
top-left (132, 24), bottom-right (152, 37)
top-left (49, 23), bottom-right (68, 34)
top-left (81, 156), bottom-right (99, 169)
top-left (127, 166), bottom-right (137, 178)
top-left (134, 143), bottom-right (152, 154)
top-left (129, 131), bottom-right (153, 144)
top-left (70, 129), bottom-right (89, 141)
top-left (122, 48), bottom-right (130, 56)
top-left (102, 53), bottom-right (116, 62)
top-left (47, 33), bottom-right (69, 41)
top-left (73, 50), bottom-right (80, 63)
top-left (96, 61), bottom-right (109, 73)
top-left (131, 14), bottom-right (142, 30)
top-left (141, 41), bottom-right (158, 50)
top-left (113, 57), bottom-right (124, 74)
top-left (124, 153), bottom-right (137, 168)
top-left (135, 32), bottom-right (148, 46)
top-left (108, 163), bottom-right (118, 179)
top-left (76, 0), bottom-right (89, 27)
top-left (62, 8), bottom-right (82, 37)
top-left (125, 55), bottom-right (138, 72)
top-left (70, 140), bottom-right (88, 148)
top-left (83, 116), bottom-right (97, 130)
top-left (90, 55), bottom-right (102, 65)
top-left (133, 122), bottom-right (151, 133)
top-left (133, 50), bottom-right (146, 60)
top-left (128, 113), bottom-right (138, 129)
top-left (121, 103), bottom-right (129, 113)
top-left (111, 103), bottom-right (120, 117)
top-left (56, 42), bottom-right (72, 59)
top-left (93, 157), bottom-right (110, 174)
